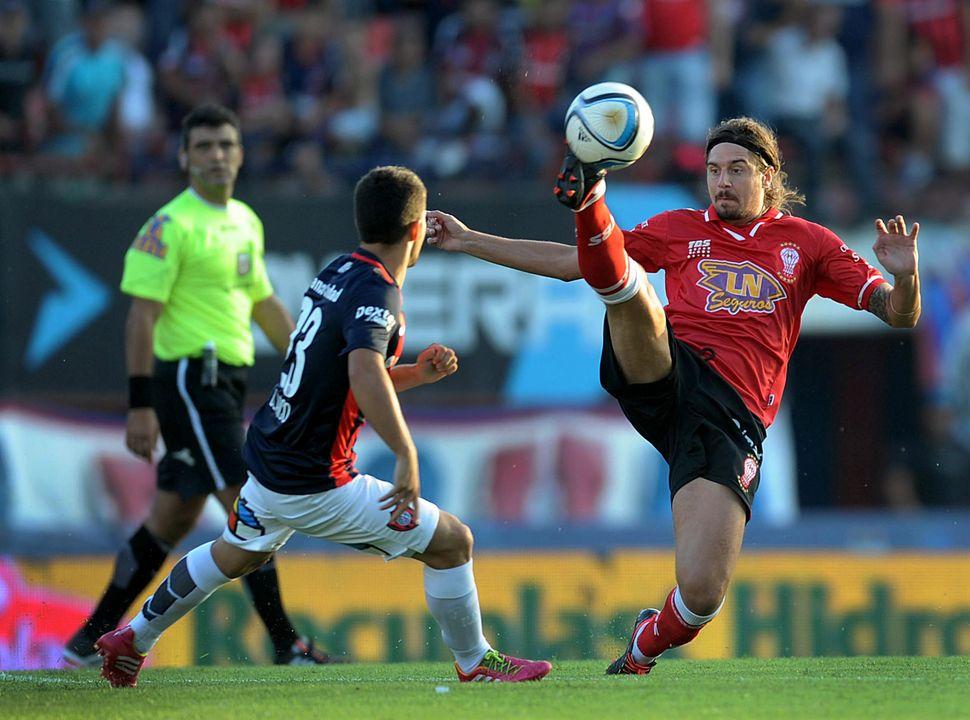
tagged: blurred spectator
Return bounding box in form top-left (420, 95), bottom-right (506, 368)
top-left (282, 5), bottom-right (341, 140)
top-left (41, 0), bottom-right (126, 163)
top-left (564, 0), bottom-right (640, 94)
top-left (107, 2), bottom-right (159, 177)
top-left (764, 2), bottom-right (849, 217)
top-left (324, 19), bottom-right (381, 177)
top-left (422, 0), bottom-right (523, 177)
top-left (0, 0), bottom-right (41, 156)
top-left (632, 0), bottom-right (725, 170)
top-left (514, 0), bottom-right (571, 174)
top-left (378, 14), bottom-right (435, 164)
top-left (158, 2), bottom-right (244, 128)
top-left (239, 33), bottom-right (292, 174)
top-left (879, 0), bottom-right (970, 207)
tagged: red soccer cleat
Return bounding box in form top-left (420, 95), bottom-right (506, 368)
top-left (456, 649), bottom-right (552, 683)
top-left (96, 626), bottom-right (147, 688)
top-left (605, 608), bottom-right (659, 675)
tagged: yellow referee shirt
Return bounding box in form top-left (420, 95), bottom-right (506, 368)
top-left (120, 188), bottom-right (274, 367)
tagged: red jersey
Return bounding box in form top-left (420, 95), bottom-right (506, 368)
top-left (623, 205), bottom-right (885, 426)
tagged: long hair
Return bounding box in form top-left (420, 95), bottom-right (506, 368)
top-left (705, 117), bottom-right (805, 214)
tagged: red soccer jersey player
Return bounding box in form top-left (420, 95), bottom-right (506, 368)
top-left (427, 116), bottom-right (921, 676)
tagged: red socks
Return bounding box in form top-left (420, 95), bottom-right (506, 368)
top-left (634, 588), bottom-right (703, 660)
top-left (575, 198), bottom-right (640, 304)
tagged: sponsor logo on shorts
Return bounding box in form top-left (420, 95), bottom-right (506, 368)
top-left (387, 507), bottom-right (420, 532)
top-left (170, 448), bottom-right (196, 467)
top-left (228, 497), bottom-right (266, 540)
top-left (739, 455), bottom-right (759, 491)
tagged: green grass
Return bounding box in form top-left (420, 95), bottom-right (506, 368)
top-left (3, 657), bottom-right (969, 720)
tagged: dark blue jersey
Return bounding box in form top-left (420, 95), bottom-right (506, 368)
top-left (244, 249), bottom-right (405, 494)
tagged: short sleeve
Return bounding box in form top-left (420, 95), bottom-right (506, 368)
top-left (341, 282), bottom-right (402, 357)
top-left (622, 211), bottom-right (670, 273)
top-left (120, 213), bottom-right (183, 303)
top-left (813, 226), bottom-right (885, 310)
top-left (248, 214), bottom-right (274, 303)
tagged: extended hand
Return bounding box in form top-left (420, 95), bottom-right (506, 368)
top-left (126, 407), bottom-right (159, 462)
top-left (425, 210), bottom-right (468, 252)
top-left (415, 343), bottom-right (458, 384)
top-left (379, 453), bottom-right (420, 525)
top-left (874, 215), bottom-right (919, 277)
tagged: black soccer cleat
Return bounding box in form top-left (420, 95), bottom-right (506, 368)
top-left (63, 626), bottom-right (103, 669)
top-left (553, 150), bottom-right (607, 212)
top-left (605, 608), bottom-right (659, 675)
top-left (275, 637), bottom-right (348, 665)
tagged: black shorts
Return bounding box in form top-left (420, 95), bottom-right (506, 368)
top-left (600, 321), bottom-right (766, 520)
top-left (152, 357), bottom-right (248, 499)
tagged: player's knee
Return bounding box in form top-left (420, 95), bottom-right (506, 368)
top-left (677, 572), bottom-right (729, 616)
top-left (421, 512), bottom-right (474, 568)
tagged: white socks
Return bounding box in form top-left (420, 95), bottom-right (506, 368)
top-left (424, 560), bottom-right (491, 673)
top-left (129, 542), bottom-right (230, 653)
top-left (673, 585), bottom-right (723, 627)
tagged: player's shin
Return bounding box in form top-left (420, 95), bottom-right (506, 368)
top-left (575, 198), bottom-right (641, 304)
top-left (423, 560), bottom-right (491, 673)
top-left (128, 541), bottom-right (231, 653)
top-left (632, 586), bottom-right (722, 665)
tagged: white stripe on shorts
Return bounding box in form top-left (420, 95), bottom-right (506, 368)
top-left (176, 357), bottom-right (227, 490)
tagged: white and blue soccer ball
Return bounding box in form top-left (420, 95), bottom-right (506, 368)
top-left (564, 82), bottom-right (654, 170)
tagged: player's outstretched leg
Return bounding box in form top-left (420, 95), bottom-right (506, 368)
top-left (555, 151), bottom-right (640, 305)
top-left (419, 513), bottom-right (551, 682)
top-left (97, 539), bottom-right (263, 687)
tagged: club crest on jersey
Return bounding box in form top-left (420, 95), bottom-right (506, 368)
top-left (387, 507), bottom-right (420, 532)
top-left (227, 497), bottom-right (266, 540)
top-left (132, 214), bottom-right (170, 259)
top-left (696, 259), bottom-right (787, 315)
top-left (778, 243), bottom-right (801, 283)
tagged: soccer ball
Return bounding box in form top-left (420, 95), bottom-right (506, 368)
top-left (564, 82), bottom-right (654, 171)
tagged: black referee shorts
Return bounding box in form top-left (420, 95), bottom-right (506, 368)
top-left (152, 357), bottom-right (248, 499)
top-left (600, 320), bottom-right (766, 520)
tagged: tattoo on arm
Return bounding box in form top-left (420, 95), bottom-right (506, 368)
top-left (867, 284), bottom-right (892, 325)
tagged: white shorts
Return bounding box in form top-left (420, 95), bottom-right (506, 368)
top-left (222, 473), bottom-right (440, 560)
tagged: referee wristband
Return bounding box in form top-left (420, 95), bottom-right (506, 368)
top-left (128, 376), bottom-right (153, 409)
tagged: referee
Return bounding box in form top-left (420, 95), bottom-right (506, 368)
top-left (64, 104), bottom-right (334, 667)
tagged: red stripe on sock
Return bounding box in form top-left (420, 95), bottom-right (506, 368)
top-left (635, 589), bottom-right (702, 659)
top-left (575, 197), bottom-right (628, 292)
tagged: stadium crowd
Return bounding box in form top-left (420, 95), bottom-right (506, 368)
top-left (0, 0), bottom-right (968, 224)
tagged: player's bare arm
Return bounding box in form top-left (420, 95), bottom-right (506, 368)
top-left (252, 294), bottom-right (296, 354)
top-left (869, 215), bottom-right (921, 328)
top-left (124, 297), bottom-right (163, 461)
top-left (426, 210), bottom-right (581, 281)
top-left (389, 343), bottom-right (459, 393)
top-left (348, 347), bottom-right (421, 524)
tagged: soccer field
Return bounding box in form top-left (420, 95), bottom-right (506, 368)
top-left (2, 657), bottom-right (967, 720)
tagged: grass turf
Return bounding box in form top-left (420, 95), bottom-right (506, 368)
top-left (2, 657), bottom-right (968, 720)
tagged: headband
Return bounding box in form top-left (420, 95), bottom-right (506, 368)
top-left (705, 137), bottom-right (777, 169)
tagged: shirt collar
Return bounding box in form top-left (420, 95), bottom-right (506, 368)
top-left (352, 247), bottom-right (398, 287)
top-left (704, 205), bottom-right (784, 240)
